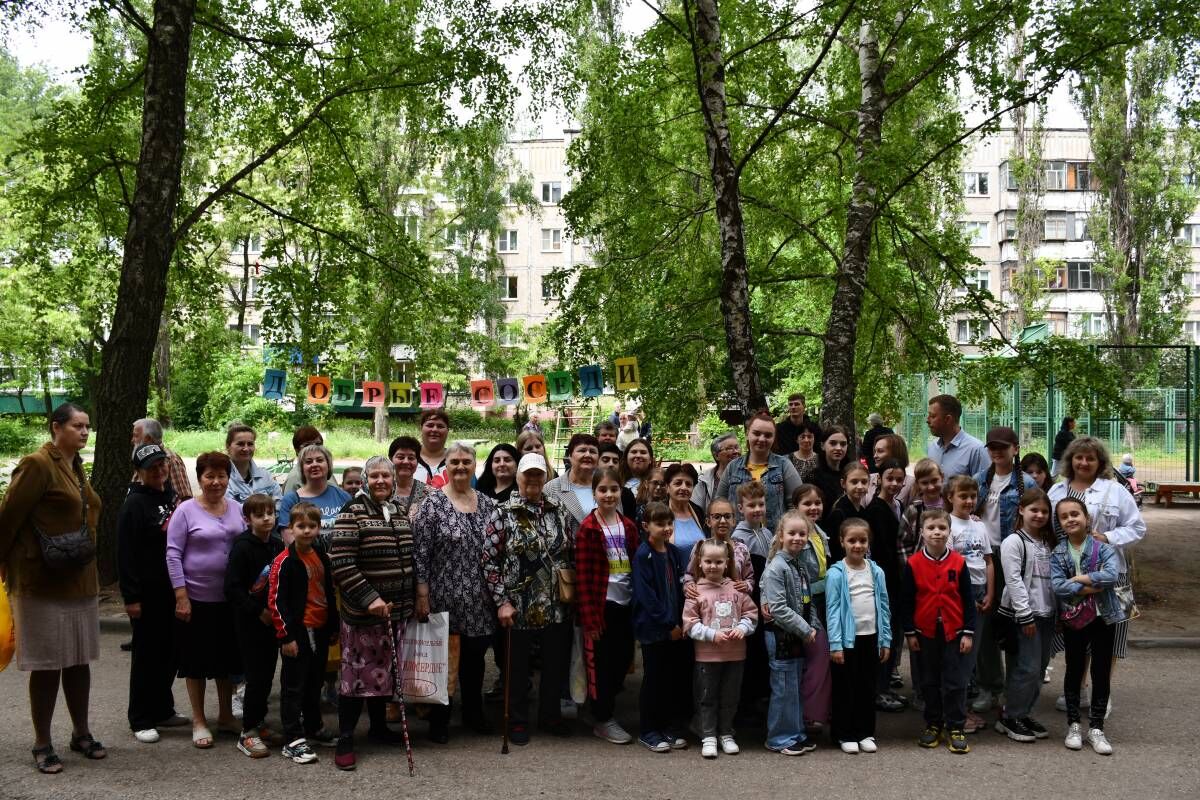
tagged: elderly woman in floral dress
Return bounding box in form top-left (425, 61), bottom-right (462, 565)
top-left (482, 453), bottom-right (576, 745)
top-left (413, 442), bottom-right (497, 743)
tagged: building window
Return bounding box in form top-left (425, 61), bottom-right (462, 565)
top-left (402, 216), bottom-right (420, 238)
top-left (500, 275), bottom-right (518, 300)
top-left (1067, 261), bottom-right (1094, 290)
top-left (999, 210), bottom-right (1017, 240)
top-left (1071, 213), bottom-right (1089, 241)
top-left (1074, 313), bottom-right (1106, 337)
top-left (1044, 161), bottom-right (1066, 190)
top-left (962, 268), bottom-right (990, 293)
top-left (541, 228), bottom-right (562, 251)
top-left (1185, 321), bottom-right (1200, 343)
top-left (541, 182), bottom-right (562, 204)
top-left (956, 319), bottom-right (987, 343)
top-left (1184, 272), bottom-right (1200, 295)
top-left (541, 276), bottom-right (556, 300)
top-left (499, 229), bottom-right (518, 252)
top-left (230, 234), bottom-right (261, 253)
top-left (1070, 162), bottom-right (1094, 191)
top-left (1043, 213), bottom-right (1067, 240)
top-left (505, 183), bottom-right (518, 204)
top-left (963, 171), bottom-right (989, 196)
top-left (960, 221), bottom-right (988, 247)
top-left (1178, 224), bottom-right (1200, 246)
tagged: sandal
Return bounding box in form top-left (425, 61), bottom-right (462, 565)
top-left (69, 734), bottom-right (107, 760)
top-left (33, 745), bottom-right (63, 774)
top-left (192, 726), bottom-right (214, 749)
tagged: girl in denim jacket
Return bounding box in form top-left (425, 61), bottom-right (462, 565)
top-left (1050, 497), bottom-right (1125, 756)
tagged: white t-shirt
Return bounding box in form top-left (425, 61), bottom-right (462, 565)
top-left (570, 483), bottom-right (597, 517)
top-left (846, 562), bottom-right (877, 636)
top-left (599, 517), bottom-right (632, 605)
top-left (950, 515), bottom-right (989, 587)
top-left (982, 472), bottom-right (1008, 548)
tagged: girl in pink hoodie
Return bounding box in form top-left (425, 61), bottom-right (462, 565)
top-left (683, 540), bottom-right (758, 759)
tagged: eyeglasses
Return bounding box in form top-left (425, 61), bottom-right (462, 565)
top-left (709, 513), bottom-right (734, 521)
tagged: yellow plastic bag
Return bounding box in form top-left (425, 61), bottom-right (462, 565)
top-left (0, 582), bottom-right (15, 672)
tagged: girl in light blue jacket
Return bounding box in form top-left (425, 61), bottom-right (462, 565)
top-left (825, 518), bottom-right (892, 754)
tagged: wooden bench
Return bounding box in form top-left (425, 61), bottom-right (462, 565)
top-left (1153, 483), bottom-right (1200, 506)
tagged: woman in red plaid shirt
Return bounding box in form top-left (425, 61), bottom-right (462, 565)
top-left (576, 468), bottom-right (641, 745)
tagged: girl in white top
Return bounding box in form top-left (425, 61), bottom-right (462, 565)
top-left (996, 489), bottom-right (1058, 741)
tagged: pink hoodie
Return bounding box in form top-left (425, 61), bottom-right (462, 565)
top-left (682, 577), bottom-right (758, 662)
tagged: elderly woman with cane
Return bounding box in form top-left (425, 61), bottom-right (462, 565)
top-left (483, 453), bottom-right (576, 746)
top-left (329, 456), bottom-right (418, 771)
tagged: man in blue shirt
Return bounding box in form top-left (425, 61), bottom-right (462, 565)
top-left (926, 394), bottom-right (987, 478)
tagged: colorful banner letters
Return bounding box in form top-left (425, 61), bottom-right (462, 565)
top-left (264, 357), bottom-right (639, 409)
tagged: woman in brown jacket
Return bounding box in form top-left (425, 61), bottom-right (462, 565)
top-left (0, 403), bottom-right (105, 773)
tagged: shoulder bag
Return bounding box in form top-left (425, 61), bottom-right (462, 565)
top-left (36, 462), bottom-right (96, 569)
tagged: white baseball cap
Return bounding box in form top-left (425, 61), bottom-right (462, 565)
top-left (518, 453), bottom-right (548, 474)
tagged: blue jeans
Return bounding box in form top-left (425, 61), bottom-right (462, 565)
top-left (1002, 616), bottom-right (1055, 719)
top-left (765, 630), bottom-right (807, 750)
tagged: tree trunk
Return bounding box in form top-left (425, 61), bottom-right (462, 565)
top-left (690, 0), bottom-right (766, 415)
top-left (820, 22), bottom-right (885, 445)
top-left (237, 238), bottom-right (251, 333)
top-left (39, 365), bottom-right (53, 425)
top-left (154, 314), bottom-right (172, 425)
top-left (1010, 27), bottom-right (1045, 332)
top-left (92, 0), bottom-right (196, 583)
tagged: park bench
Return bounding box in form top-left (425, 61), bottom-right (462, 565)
top-left (1152, 482), bottom-right (1200, 506)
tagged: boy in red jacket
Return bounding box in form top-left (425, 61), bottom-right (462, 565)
top-left (900, 508), bottom-right (976, 755)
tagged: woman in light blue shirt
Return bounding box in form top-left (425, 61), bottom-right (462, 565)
top-left (663, 463), bottom-right (708, 562)
top-left (224, 424), bottom-right (282, 504)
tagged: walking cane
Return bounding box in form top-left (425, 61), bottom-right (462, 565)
top-left (501, 623), bottom-right (512, 754)
top-left (389, 620), bottom-right (416, 777)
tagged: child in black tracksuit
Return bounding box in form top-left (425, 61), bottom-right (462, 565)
top-left (224, 493), bottom-right (285, 757)
top-left (268, 502), bottom-right (339, 764)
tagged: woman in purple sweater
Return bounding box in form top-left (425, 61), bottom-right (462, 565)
top-left (166, 451), bottom-right (244, 749)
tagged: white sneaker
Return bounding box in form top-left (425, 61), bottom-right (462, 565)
top-left (719, 735), bottom-right (740, 755)
top-left (970, 691), bottom-right (993, 713)
top-left (840, 741), bottom-right (860, 754)
top-left (858, 737), bottom-right (877, 753)
top-left (592, 719), bottom-right (633, 745)
top-left (1043, 665), bottom-right (1052, 684)
top-left (1064, 722), bottom-right (1083, 750)
top-left (701, 737), bottom-right (718, 758)
top-left (560, 698), bottom-right (578, 720)
top-left (231, 685), bottom-right (245, 720)
top-left (134, 728), bottom-right (160, 744)
top-left (1087, 728), bottom-right (1113, 755)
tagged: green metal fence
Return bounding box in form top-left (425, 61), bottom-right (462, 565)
top-left (897, 345), bottom-right (1198, 486)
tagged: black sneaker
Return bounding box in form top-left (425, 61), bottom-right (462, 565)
top-left (889, 670), bottom-right (904, 689)
top-left (367, 726), bottom-right (405, 746)
top-left (994, 717), bottom-right (1036, 743)
top-left (307, 727), bottom-right (336, 746)
top-left (946, 728), bottom-right (969, 754)
top-left (1020, 716), bottom-right (1049, 739)
top-left (918, 725), bottom-right (942, 748)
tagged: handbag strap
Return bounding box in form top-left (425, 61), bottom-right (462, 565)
top-left (71, 458), bottom-right (88, 527)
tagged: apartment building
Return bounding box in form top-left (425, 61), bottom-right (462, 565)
top-left (955, 127), bottom-right (1200, 351)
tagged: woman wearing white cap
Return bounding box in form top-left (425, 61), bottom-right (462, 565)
top-left (482, 453), bottom-right (576, 744)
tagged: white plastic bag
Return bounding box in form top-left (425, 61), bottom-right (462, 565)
top-left (569, 624), bottom-right (586, 704)
top-left (399, 612), bottom-right (451, 705)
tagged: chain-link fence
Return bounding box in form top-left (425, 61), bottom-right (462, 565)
top-left (898, 345), bottom-right (1196, 486)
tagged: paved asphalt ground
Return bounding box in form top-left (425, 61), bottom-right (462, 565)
top-left (1, 630), bottom-right (1197, 799)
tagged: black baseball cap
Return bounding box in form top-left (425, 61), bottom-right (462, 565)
top-left (132, 443), bottom-right (168, 470)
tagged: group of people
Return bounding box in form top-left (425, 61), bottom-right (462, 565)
top-left (0, 393), bottom-right (1146, 776)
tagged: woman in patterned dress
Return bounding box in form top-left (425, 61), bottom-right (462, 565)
top-left (413, 442), bottom-right (497, 743)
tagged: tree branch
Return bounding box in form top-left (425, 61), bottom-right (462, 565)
top-left (760, 326), bottom-right (824, 338)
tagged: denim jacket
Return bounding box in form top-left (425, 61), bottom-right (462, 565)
top-left (1049, 535), bottom-right (1127, 625)
top-left (825, 559), bottom-right (892, 654)
top-left (715, 453), bottom-right (801, 532)
top-left (761, 551), bottom-right (821, 638)
top-left (972, 466), bottom-right (1036, 544)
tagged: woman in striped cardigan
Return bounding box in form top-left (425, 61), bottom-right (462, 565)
top-left (328, 456), bottom-right (416, 770)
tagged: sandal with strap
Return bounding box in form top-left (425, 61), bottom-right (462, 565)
top-left (33, 745), bottom-right (63, 774)
top-left (69, 733), bottom-right (107, 760)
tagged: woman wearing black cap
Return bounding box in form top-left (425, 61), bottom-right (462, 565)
top-left (118, 443), bottom-right (187, 745)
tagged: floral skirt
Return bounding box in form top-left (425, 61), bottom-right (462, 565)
top-left (338, 619), bottom-right (400, 698)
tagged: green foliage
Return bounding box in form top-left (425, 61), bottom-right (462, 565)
top-left (698, 412), bottom-right (738, 444)
top-left (0, 417), bottom-right (37, 456)
top-left (200, 352), bottom-right (267, 430)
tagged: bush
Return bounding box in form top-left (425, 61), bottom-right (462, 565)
top-left (201, 353), bottom-right (269, 430)
top-left (226, 396), bottom-right (292, 430)
top-left (0, 417), bottom-right (37, 456)
top-left (698, 412), bottom-right (739, 443)
top-left (445, 408), bottom-right (515, 436)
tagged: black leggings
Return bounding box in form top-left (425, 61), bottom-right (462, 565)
top-left (1063, 618), bottom-right (1115, 729)
top-left (338, 695), bottom-right (389, 737)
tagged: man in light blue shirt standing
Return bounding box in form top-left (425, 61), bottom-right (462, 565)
top-left (926, 394), bottom-right (988, 478)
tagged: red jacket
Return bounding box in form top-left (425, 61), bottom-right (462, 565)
top-left (575, 510), bottom-right (639, 634)
top-left (901, 547), bottom-right (976, 641)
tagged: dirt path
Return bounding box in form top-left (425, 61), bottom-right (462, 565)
top-left (1131, 502), bottom-right (1199, 637)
